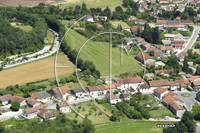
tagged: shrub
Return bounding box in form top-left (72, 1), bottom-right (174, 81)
top-left (98, 111), bottom-right (102, 115)
top-left (110, 115), bottom-right (117, 121)
top-left (82, 107), bottom-right (85, 111)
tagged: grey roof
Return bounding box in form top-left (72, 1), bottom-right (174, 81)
top-left (36, 91), bottom-right (50, 99)
top-left (71, 88), bottom-right (86, 94)
top-left (162, 40), bottom-right (171, 45)
top-left (123, 37), bottom-right (134, 43)
top-left (166, 20), bottom-right (181, 25)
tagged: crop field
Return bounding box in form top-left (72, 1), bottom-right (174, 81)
top-left (59, 0), bottom-right (124, 11)
top-left (95, 120), bottom-right (176, 133)
top-left (62, 21), bottom-right (142, 76)
top-left (14, 25), bottom-right (33, 32)
top-left (0, 0), bottom-right (66, 7)
top-left (0, 55), bottom-right (75, 88)
top-left (110, 21), bottom-right (130, 29)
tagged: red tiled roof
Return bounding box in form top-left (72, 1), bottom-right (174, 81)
top-left (193, 81), bottom-right (200, 86)
top-left (136, 52), bottom-right (150, 61)
top-left (154, 87), bottom-right (168, 94)
top-left (130, 26), bottom-right (142, 31)
top-left (169, 102), bottom-right (183, 110)
top-left (52, 86), bottom-right (70, 96)
top-left (155, 69), bottom-right (174, 74)
top-left (37, 109), bottom-right (56, 119)
top-left (0, 94), bottom-right (12, 102)
top-left (188, 75), bottom-right (200, 82)
top-left (107, 94), bottom-right (120, 100)
top-left (156, 20), bottom-right (167, 25)
top-left (175, 43), bottom-right (184, 47)
top-left (176, 17), bottom-right (181, 20)
top-left (181, 20), bottom-right (194, 24)
top-left (95, 23), bottom-right (103, 28)
top-left (135, 18), bottom-right (146, 23)
top-left (115, 76), bottom-right (143, 85)
top-left (104, 84), bottom-right (116, 89)
top-left (163, 91), bottom-right (177, 99)
top-left (160, 46), bottom-right (173, 51)
top-left (129, 16), bottom-right (137, 19)
top-left (149, 79), bottom-right (170, 87)
top-left (25, 105), bottom-right (46, 114)
top-left (11, 96), bottom-right (25, 103)
top-left (57, 102), bottom-right (69, 107)
top-left (162, 95), bottom-right (183, 104)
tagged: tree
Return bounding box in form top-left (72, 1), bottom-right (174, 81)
top-left (196, 65), bottom-right (200, 75)
top-left (152, 27), bottom-right (159, 44)
top-left (0, 123), bottom-right (5, 133)
top-left (110, 115), bottom-right (117, 121)
top-left (163, 127), bottom-right (177, 133)
top-left (166, 54), bottom-right (179, 75)
top-left (82, 119), bottom-right (95, 133)
top-left (182, 57), bottom-right (193, 74)
top-left (11, 101), bottom-right (20, 111)
top-left (123, 0), bottom-right (130, 7)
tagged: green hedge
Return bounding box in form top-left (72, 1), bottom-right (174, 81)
top-left (95, 98), bottom-right (108, 104)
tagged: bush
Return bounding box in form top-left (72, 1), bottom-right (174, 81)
top-left (82, 107), bottom-right (85, 111)
top-left (110, 115), bottom-right (117, 121)
top-left (98, 111), bottom-right (102, 115)
top-left (185, 86), bottom-right (192, 91)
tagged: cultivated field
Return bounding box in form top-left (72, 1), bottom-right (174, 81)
top-left (0, 55), bottom-right (75, 88)
top-left (14, 25), bottom-right (33, 32)
top-left (110, 21), bottom-right (131, 29)
top-left (62, 21), bottom-right (142, 76)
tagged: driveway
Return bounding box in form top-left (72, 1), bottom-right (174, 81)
top-left (0, 109), bottom-right (23, 120)
top-left (175, 91), bottom-right (196, 111)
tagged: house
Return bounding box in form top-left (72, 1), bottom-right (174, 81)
top-left (56, 102), bottom-right (71, 113)
top-left (160, 46), bottom-right (173, 54)
top-left (83, 15), bottom-right (94, 22)
top-left (119, 93), bottom-right (131, 100)
top-left (156, 18), bottom-right (167, 26)
top-left (188, 75), bottom-right (200, 83)
top-left (140, 41), bottom-right (151, 51)
top-left (71, 88), bottom-right (87, 98)
top-left (26, 99), bottom-right (41, 107)
top-left (49, 86), bottom-right (70, 100)
top-left (106, 94), bottom-right (121, 105)
top-left (66, 94), bottom-right (74, 102)
top-left (153, 87), bottom-right (169, 99)
top-left (95, 23), bottom-right (103, 28)
top-left (190, 1), bottom-right (197, 6)
top-left (163, 91), bottom-right (177, 99)
top-left (114, 76), bottom-right (143, 91)
top-left (171, 2), bottom-right (177, 6)
top-left (155, 61), bottom-right (166, 67)
top-left (138, 83), bottom-right (151, 93)
top-left (23, 105), bottom-right (47, 119)
top-left (162, 40), bottom-right (171, 45)
top-left (155, 69), bottom-right (175, 77)
top-left (162, 95), bottom-right (184, 106)
top-left (123, 37), bottom-right (135, 45)
top-left (154, 50), bottom-right (167, 60)
top-left (148, 23), bottom-right (156, 28)
top-left (160, 0), bottom-right (170, 3)
top-left (181, 20), bottom-right (194, 26)
top-left (130, 25), bottom-right (142, 33)
top-left (129, 16), bottom-right (137, 21)
top-left (0, 94), bottom-right (12, 105)
top-left (176, 17), bottom-right (181, 20)
top-left (135, 52), bottom-right (156, 64)
top-left (135, 18), bottom-right (146, 24)
top-left (178, 52), bottom-right (188, 62)
top-left (86, 86), bottom-right (103, 97)
top-left (149, 79), bottom-right (170, 90)
top-left (11, 96), bottom-right (27, 107)
top-left (176, 6), bottom-right (185, 12)
top-left (192, 81), bottom-right (200, 89)
top-left (28, 91), bottom-right (50, 103)
top-left (97, 16), bottom-right (107, 21)
top-left (37, 108), bottom-right (56, 121)
top-left (169, 102), bottom-right (185, 117)
top-left (141, 2), bottom-right (148, 9)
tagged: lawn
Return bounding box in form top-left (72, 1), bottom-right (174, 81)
top-left (110, 20), bottom-right (131, 29)
top-left (181, 93), bottom-right (191, 97)
top-left (44, 29), bottom-right (56, 44)
top-left (59, 0), bottom-right (125, 12)
top-left (0, 54), bottom-right (75, 88)
top-left (95, 120), bottom-right (176, 133)
top-left (62, 20), bottom-right (142, 76)
top-left (165, 31), bottom-right (193, 37)
top-left (65, 101), bottom-right (111, 124)
top-left (149, 109), bottom-right (176, 118)
top-left (14, 25), bottom-right (33, 32)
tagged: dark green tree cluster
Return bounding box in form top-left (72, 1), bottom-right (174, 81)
top-left (187, 49), bottom-right (200, 65)
top-left (163, 111), bottom-right (196, 133)
top-left (10, 101), bottom-right (20, 111)
top-left (166, 54), bottom-right (180, 75)
top-left (182, 57), bottom-right (193, 74)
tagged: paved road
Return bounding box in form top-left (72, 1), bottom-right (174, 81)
top-left (196, 122), bottom-right (200, 133)
top-left (2, 28), bottom-right (60, 69)
top-left (0, 109), bottom-right (23, 120)
top-left (175, 91), bottom-right (196, 111)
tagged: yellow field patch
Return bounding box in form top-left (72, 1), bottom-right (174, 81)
top-left (0, 55), bottom-right (75, 88)
top-left (14, 25), bottom-right (33, 32)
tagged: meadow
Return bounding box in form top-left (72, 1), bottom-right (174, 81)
top-left (62, 21), bottom-right (142, 76)
top-left (110, 20), bottom-right (131, 29)
top-left (44, 29), bottom-right (56, 44)
top-left (14, 25), bottom-right (33, 32)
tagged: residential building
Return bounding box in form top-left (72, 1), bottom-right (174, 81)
top-left (23, 105), bottom-right (47, 119)
top-left (181, 20), bottom-right (194, 26)
top-left (162, 40), bottom-right (171, 45)
top-left (169, 102), bottom-right (185, 117)
top-left (49, 86), bottom-right (70, 100)
top-left (128, 16), bottom-right (137, 21)
top-left (130, 25), bottom-right (142, 33)
top-left (135, 18), bottom-right (146, 24)
top-left (138, 83), bottom-right (151, 93)
top-left (162, 95), bottom-right (184, 106)
top-left (156, 18), bottom-right (167, 26)
top-left (0, 94), bottom-right (12, 105)
top-left (83, 15), bottom-right (94, 22)
top-left (71, 88), bottom-right (87, 98)
top-left (11, 96), bottom-right (27, 107)
top-left (28, 91), bottom-right (50, 103)
top-left (160, 46), bottom-right (173, 54)
top-left (119, 93), bottom-right (131, 100)
top-left (193, 81), bottom-right (200, 89)
top-left (135, 52), bottom-right (156, 64)
top-left (148, 23), bottom-right (156, 28)
top-left (163, 91), bottom-right (177, 99)
top-left (37, 108), bottom-right (56, 121)
top-left (178, 52), bottom-right (188, 62)
top-left (188, 75), bottom-right (200, 83)
top-left (106, 94), bottom-right (121, 105)
top-left (149, 79), bottom-right (170, 90)
top-left (26, 99), bottom-right (41, 107)
top-left (155, 69), bottom-right (175, 77)
top-left (95, 23), bottom-right (103, 28)
top-left (153, 87), bottom-right (169, 99)
top-left (154, 50), bottom-right (167, 60)
top-left (56, 102), bottom-right (71, 113)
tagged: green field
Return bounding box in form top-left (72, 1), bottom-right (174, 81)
top-left (95, 120), bottom-right (176, 133)
top-left (110, 21), bottom-right (131, 29)
top-left (14, 25), bottom-right (33, 32)
top-left (149, 110), bottom-right (176, 118)
top-left (59, 0), bottom-right (125, 12)
top-left (62, 21), bottom-right (142, 76)
top-left (44, 29), bottom-right (56, 44)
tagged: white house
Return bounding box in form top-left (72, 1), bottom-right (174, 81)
top-left (106, 94), bottom-right (122, 105)
top-left (23, 105), bottom-right (47, 119)
top-left (137, 83), bottom-right (151, 93)
top-left (153, 87), bottom-right (169, 99)
top-left (49, 86), bottom-right (71, 100)
top-left (83, 15), bottom-right (94, 22)
top-left (56, 102), bottom-right (71, 113)
top-left (149, 79), bottom-right (170, 91)
top-left (28, 91), bottom-right (50, 103)
top-left (0, 94), bottom-right (12, 105)
top-left (37, 109), bottom-right (56, 121)
top-left (71, 88), bottom-right (87, 98)
top-left (169, 102), bottom-right (185, 117)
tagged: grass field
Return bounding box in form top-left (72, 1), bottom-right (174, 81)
top-left (44, 29), bottom-right (56, 44)
top-left (14, 25), bottom-right (33, 32)
top-left (110, 21), bottom-right (130, 29)
top-left (65, 101), bottom-right (111, 124)
top-left (192, 48), bottom-right (200, 53)
top-left (59, 0), bottom-right (124, 12)
top-left (62, 21), bottom-right (142, 76)
top-left (95, 120), bottom-right (176, 133)
top-left (149, 109), bottom-right (176, 118)
top-left (0, 54), bottom-right (75, 88)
